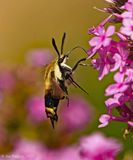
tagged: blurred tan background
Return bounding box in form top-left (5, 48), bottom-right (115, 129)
top-left (0, 0), bottom-right (104, 63)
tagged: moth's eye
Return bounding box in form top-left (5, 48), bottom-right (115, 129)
top-left (58, 58), bottom-right (63, 63)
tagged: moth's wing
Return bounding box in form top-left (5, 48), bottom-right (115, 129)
top-left (41, 64), bottom-right (49, 77)
top-left (43, 61), bottom-right (56, 92)
top-left (43, 61), bottom-right (61, 128)
top-left (57, 78), bottom-right (68, 95)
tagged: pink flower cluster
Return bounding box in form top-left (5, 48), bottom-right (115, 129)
top-left (60, 95), bottom-right (92, 132)
top-left (88, 0), bottom-right (133, 133)
top-left (79, 132), bottom-right (122, 160)
top-left (9, 132), bottom-right (121, 160)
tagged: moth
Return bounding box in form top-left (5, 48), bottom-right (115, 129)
top-left (44, 33), bottom-right (88, 128)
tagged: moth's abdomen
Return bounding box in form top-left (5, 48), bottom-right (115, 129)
top-left (45, 93), bottom-right (59, 108)
top-left (45, 93), bottom-right (60, 128)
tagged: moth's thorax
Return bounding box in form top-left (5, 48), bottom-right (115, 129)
top-left (54, 56), bottom-right (72, 81)
top-left (59, 55), bottom-right (71, 69)
top-left (54, 62), bottom-right (62, 80)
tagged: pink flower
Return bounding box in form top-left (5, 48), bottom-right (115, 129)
top-left (60, 95), bottom-right (92, 132)
top-left (87, 0), bottom-right (133, 132)
top-left (46, 146), bottom-right (80, 160)
top-left (0, 155), bottom-right (23, 160)
top-left (91, 41), bottom-right (129, 80)
top-left (100, 92), bottom-right (133, 128)
top-left (121, 11), bottom-right (133, 19)
top-left (105, 93), bottom-right (123, 108)
top-left (79, 133), bottom-right (122, 160)
top-left (105, 72), bottom-right (128, 96)
top-left (0, 70), bottom-right (16, 92)
top-left (91, 51), bottom-right (111, 80)
top-left (120, 19), bottom-right (133, 40)
top-left (122, 0), bottom-right (133, 12)
top-left (13, 139), bottom-right (47, 160)
top-left (92, 48), bottom-right (119, 80)
top-left (26, 49), bottom-right (53, 67)
top-left (89, 25), bottom-right (115, 54)
top-left (98, 114), bottom-right (111, 128)
top-left (26, 96), bottom-right (47, 123)
top-left (125, 68), bottom-right (133, 83)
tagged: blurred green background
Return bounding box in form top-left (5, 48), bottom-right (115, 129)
top-left (0, 0), bottom-right (132, 159)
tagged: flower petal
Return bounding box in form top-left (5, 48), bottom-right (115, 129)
top-left (123, 19), bottom-right (133, 27)
top-left (97, 25), bottom-right (105, 35)
top-left (103, 38), bottom-right (111, 47)
top-left (121, 11), bottom-right (132, 19)
top-left (110, 53), bottom-right (121, 72)
top-left (120, 26), bottom-right (131, 36)
top-left (105, 83), bottom-right (120, 96)
top-left (114, 72), bottom-right (125, 83)
top-left (131, 33), bottom-right (133, 40)
top-left (89, 37), bottom-right (101, 47)
top-left (106, 25), bottom-right (115, 37)
top-left (98, 64), bottom-right (110, 80)
top-left (98, 122), bottom-right (109, 128)
top-left (128, 121), bottom-right (133, 127)
top-left (105, 98), bottom-right (120, 107)
top-left (98, 114), bottom-right (110, 128)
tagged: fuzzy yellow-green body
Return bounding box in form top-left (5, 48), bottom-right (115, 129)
top-left (43, 59), bottom-right (67, 128)
top-left (44, 60), bottom-right (65, 99)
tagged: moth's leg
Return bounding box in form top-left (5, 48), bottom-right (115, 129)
top-left (50, 113), bottom-right (58, 129)
top-left (79, 63), bottom-right (92, 67)
top-left (57, 79), bottom-right (68, 95)
top-left (72, 58), bottom-right (86, 72)
top-left (66, 96), bottom-right (69, 107)
top-left (68, 76), bottom-right (88, 95)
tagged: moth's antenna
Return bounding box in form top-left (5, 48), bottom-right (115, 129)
top-left (61, 32), bottom-right (66, 55)
top-left (66, 46), bottom-right (88, 56)
top-left (52, 38), bottom-right (60, 57)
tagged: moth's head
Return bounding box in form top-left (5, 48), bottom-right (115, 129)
top-left (58, 54), bottom-right (69, 64)
top-left (52, 32), bottom-right (87, 65)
